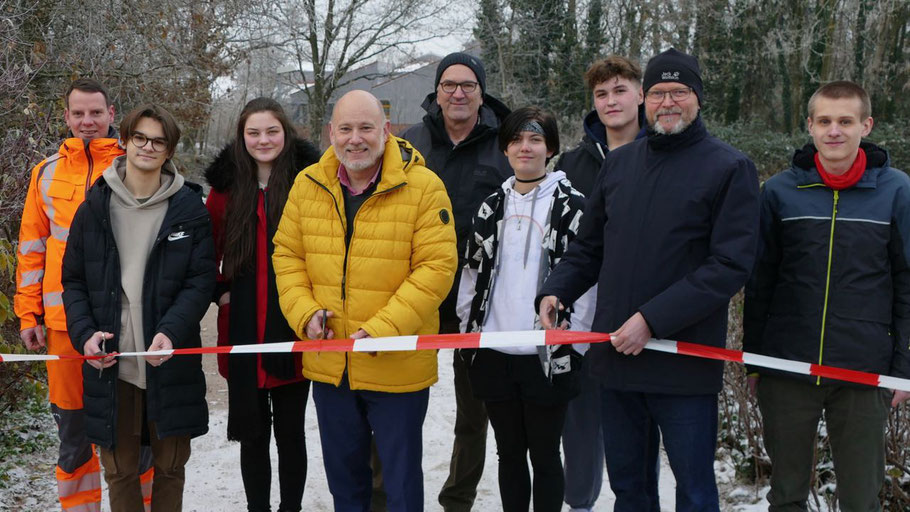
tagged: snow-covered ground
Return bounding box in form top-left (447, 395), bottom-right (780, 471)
top-left (1, 305), bottom-right (773, 511)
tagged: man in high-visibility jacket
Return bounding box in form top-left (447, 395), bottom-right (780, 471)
top-left (15, 78), bottom-right (152, 512)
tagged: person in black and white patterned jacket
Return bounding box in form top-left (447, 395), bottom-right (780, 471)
top-left (456, 106), bottom-right (594, 512)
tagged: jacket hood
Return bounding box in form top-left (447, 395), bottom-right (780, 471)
top-left (103, 155), bottom-right (185, 208)
top-left (309, 135), bottom-right (426, 191)
top-left (582, 110), bottom-right (608, 147)
top-left (791, 140), bottom-right (889, 172)
top-left (204, 137), bottom-right (320, 192)
top-left (581, 104), bottom-right (647, 149)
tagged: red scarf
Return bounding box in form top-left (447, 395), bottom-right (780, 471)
top-left (815, 148), bottom-right (867, 190)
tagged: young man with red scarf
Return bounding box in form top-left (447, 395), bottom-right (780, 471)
top-left (744, 80), bottom-right (910, 510)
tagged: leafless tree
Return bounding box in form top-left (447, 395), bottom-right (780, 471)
top-left (245, 0), bottom-right (464, 146)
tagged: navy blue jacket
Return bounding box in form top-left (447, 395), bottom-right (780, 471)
top-left (62, 177), bottom-right (215, 449)
top-left (538, 116), bottom-right (760, 394)
top-left (743, 142), bottom-right (910, 382)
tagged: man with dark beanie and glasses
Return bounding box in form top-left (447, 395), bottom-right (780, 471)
top-left (400, 52), bottom-right (512, 512)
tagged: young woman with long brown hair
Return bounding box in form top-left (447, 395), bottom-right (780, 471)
top-left (204, 97), bottom-right (319, 512)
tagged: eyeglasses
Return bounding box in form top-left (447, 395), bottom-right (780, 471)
top-left (645, 88), bottom-right (692, 104)
top-left (130, 133), bottom-right (168, 152)
top-left (439, 81), bottom-right (479, 94)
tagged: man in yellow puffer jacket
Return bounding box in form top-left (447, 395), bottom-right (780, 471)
top-left (274, 89), bottom-right (457, 511)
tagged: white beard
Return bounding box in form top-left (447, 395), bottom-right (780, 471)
top-left (653, 120), bottom-right (689, 135)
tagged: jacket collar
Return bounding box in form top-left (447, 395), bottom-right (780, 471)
top-left (203, 138), bottom-right (320, 193)
top-left (790, 140), bottom-right (890, 189)
top-left (646, 114), bottom-right (707, 151)
top-left (60, 133), bottom-right (122, 160)
top-left (308, 135), bottom-right (424, 194)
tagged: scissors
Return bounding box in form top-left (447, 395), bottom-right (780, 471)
top-left (96, 336), bottom-right (107, 378)
top-left (321, 309), bottom-right (327, 339)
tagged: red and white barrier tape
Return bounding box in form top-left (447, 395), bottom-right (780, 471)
top-left (3, 330), bottom-right (909, 392)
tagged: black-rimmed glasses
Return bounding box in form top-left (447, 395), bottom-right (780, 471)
top-left (645, 88), bottom-right (692, 104)
top-left (439, 81), bottom-right (479, 94)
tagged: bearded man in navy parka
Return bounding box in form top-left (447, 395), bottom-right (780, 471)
top-left (537, 48), bottom-right (760, 511)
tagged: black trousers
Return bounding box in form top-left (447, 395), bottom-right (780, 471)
top-left (471, 350), bottom-right (570, 512)
top-left (240, 380), bottom-right (310, 512)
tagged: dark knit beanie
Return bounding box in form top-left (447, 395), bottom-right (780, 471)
top-left (435, 52), bottom-right (486, 93)
top-left (643, 48), bottom-right (704, 104)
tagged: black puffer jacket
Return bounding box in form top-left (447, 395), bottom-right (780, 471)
top-left (399, 93), bottom-right (512, 330)
top-left (62, 176), bottom-right (216, 449)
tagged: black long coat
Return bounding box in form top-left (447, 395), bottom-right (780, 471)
top-left (204, 138), bottom-right (319, 441)
top-left (539, 116), bottom-right (760, 395)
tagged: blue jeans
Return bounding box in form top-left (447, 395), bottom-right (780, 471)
top-left (313, 378), bottom-right (429, 512)
top-left (601, 388), bottom-right (719, 512)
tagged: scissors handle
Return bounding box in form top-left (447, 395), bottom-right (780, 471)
top-left (321, 309), bottom-right (328, 340)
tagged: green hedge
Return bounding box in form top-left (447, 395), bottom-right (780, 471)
top-left (710, 120), bottom-right (910, 182)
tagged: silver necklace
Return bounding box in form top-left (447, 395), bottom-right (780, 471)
top-left (514, 196), bottom-right (528, 231)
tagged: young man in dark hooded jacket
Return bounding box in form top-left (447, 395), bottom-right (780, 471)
top-left (554, 55), bottom-right (657, 512)
top-left (399, 52), bottom-right (512, 512)
top-left (62, 104), bottom-right (215, 511)
top-left (556, 55), bottom-right (645, 197)
top-left (744, 80), bottom-right (910, 511)
top-left (538, 48), bottom-right (760, 511)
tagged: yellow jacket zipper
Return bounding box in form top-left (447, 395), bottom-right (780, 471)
top-left (817, 190), bottom-right (839, 384)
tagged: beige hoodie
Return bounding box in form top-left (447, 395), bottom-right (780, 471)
top-left (103, 156), bottom-right (185, 389)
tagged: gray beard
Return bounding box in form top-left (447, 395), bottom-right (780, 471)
top-left (653, 118), bottom-right (690, 135)
top-left (340, 158), bottom-right (376, 172)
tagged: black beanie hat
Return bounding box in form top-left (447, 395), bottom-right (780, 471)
top-left (643, 48), bottom-right (704, 104)
top-left (435, 52), bottom-right (486, 94)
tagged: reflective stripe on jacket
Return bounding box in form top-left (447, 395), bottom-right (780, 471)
top-left (15, 137), bottom-right (123, 331)
top-left (744, 142), bottom-right (910, 381)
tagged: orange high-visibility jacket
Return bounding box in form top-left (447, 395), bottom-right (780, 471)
top-left (15, 137), bottom-right (123, 331)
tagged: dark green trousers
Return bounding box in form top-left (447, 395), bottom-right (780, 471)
top-left (757, 374), bottom-right (890, 512)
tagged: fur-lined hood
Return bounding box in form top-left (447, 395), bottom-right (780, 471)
top-left (204, 137), bottom-right (320, 192)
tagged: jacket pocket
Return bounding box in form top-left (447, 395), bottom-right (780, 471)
top-left (550, 345), bottom-right (583, 401)
top-left (47, 180), bottom-right (75, 200)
